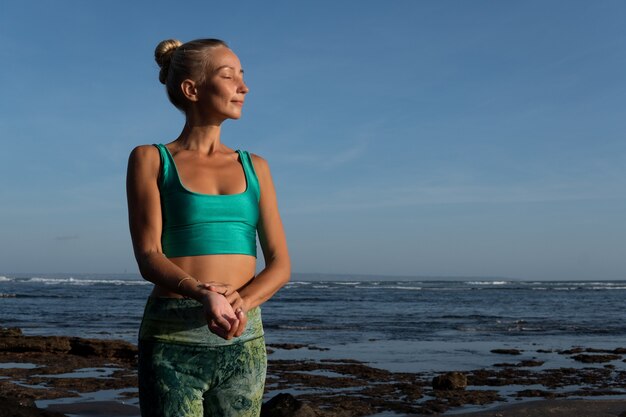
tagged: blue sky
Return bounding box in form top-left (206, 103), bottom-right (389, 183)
top-left (1, 1), bottom-right (624, 280)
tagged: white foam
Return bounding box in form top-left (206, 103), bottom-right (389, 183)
top-left (25, 277), bottom-right (149, 286)
top-left (590, 286), bottom-right (626, 290)
top-left (0, 276), bottom-right (11, 282)
top-left (465, 281), bottom-right (509, 285)
top-left (355, 285), bottom-right (422, 290)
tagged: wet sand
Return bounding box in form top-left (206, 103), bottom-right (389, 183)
top-left (441, 399), bottom-right (626, 417)
top-left (37, 398), bottom-right (626, 417)
top-left (8, 398), bottom-right (626, 417)
top-left (1, 327), bottom-right (626, 416)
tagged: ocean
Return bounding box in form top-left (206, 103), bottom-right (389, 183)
top-left (1, 274), bottom-right (626, 374)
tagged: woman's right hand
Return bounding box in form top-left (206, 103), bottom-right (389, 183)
top-left (201, 291), bottom-right (240, 340)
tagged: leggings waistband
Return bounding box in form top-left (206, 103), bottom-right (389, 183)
top-left (138, 296), bottom-right (264, 347)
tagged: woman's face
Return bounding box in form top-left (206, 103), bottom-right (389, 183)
top-left (196, 46), bottom-right (249, 121)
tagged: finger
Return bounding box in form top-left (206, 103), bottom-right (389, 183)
top-left (225, 291), bottom-right (239, 303)
top-left (229, 297), bottom-right (243, 312)
top-left (211, 285), bottom-right (235, 296)
top-left (225, 316), bottom-right (240, 340)
top-left (208, 320), bottom-right (228, 339)
top-left (234, 311), bottom-right (247, 337)
top-left (211, 314), bottom-right (232, 332)
top-left (208, 321), bottom-right (222, 337)
top-left (206, 284), bottom-right (227, 294)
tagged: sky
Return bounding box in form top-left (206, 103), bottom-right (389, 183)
top-left (0, 1), bottom-right (625, 280)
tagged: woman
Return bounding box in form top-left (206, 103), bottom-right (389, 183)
top-left (126, 38), bottom-right (290, 417)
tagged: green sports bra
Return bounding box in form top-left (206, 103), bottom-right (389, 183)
top-left (154, 144), bottom-right (260, 258)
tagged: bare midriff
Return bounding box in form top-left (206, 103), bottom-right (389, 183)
top-left (150, 254), bottom-right (257, 298)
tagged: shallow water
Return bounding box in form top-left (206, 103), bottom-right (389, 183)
top-left (1, 274), bottom-right (626, 373)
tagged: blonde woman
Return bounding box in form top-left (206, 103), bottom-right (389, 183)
top-left (126, 38), bottom-right (290, 416)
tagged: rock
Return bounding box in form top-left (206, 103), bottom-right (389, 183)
top-left (494, 360), bottom-right (544, 368)
top-left (559, 347), bottom-right (584, 355)
top-left (261, 393), bottom-right (319, 417)
top-left (0, 395), bottom-right (67, 417)
top-left (434, 389), bottom-right (501, 406)
top-left (432, 372), bottom-right (467, 390)
top-left (266, 343), bottom-right (329, 351)
top-left (519, 360), bottom-right (544, 367)
top-left (319, 359), bottom-right (364, 364)
top-left (308, 346), bottom-right (330, 351)
top-left (267, 343), bottom-right (310, 350)
top-left (0, 333), bottom-right (137, 360)
top-left (491, 349), bottom-right (522, 355)
top-left (4, 330), bottom-right (626, 417)
top-left (582, 347), bottom-right (626, 354)
top-left (67, 338), bottom-right (137, 360)
top-left (0, 327), bottom-right (23, 337)
top-left (45, 401), bottom-right (139, 416)
top-left (571, 354), bottom-right (621, 363)
top-left (0, 335), bottom-right (71, 354)
top-left (516, 389), bottom-right (560, 399)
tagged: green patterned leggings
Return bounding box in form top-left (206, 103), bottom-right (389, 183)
top-left (137, 297), bottom-right (267, 417)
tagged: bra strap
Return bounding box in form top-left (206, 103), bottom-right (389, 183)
top-left (152, 144), bottom-right (172, 187)
top-left (239, 150), bottom-right (260, 201)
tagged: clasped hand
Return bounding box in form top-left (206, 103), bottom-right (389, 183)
top-left (199, 282), bottom-right (248, 340)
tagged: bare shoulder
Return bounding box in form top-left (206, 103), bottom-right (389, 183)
top-left (127, 145), bottom-right (162, 187)
top-left (129, 144), bottom-right (159, 163)
top-left (249, 152), bottom-right (271, 178)
top-left (128, 144), bottom-right (160, 171)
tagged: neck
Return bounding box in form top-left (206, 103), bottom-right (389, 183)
top-left (176, 117), bottom-right (223, 155)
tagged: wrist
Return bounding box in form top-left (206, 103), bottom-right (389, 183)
top-left (240, 295), bottom-right (253, 312)
top-left (177, 276), bottom-right (206, 302)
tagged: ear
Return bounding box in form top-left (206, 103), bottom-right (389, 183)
top-left (180, 79), bottom-right (199, 102)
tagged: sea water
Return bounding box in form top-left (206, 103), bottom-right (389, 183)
top-left (1, 274), bottom-right (625, 373)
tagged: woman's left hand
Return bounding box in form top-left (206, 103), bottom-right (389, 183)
top-left (199, 282), bottom-right (248, 337)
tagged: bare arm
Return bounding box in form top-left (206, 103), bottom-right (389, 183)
top-left (126, 145), bottom-right (240, 338)
top-left (238, 154), bottom-right (291, 311)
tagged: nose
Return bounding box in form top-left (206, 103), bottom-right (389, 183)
top-left (238, 80), bottom-right (249, 95)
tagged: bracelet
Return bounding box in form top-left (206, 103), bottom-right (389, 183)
top-left (177, 276), bottom-right (195, 294)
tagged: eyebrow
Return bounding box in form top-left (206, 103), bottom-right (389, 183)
top-left (215, 65), bottom-right (244, 74)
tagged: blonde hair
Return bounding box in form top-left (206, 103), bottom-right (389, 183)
top-left (154, 38), bottom-right (229, 111)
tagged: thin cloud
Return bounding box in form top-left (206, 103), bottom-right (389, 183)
top-left (278, 143), bottom-right (368, 171)
top-left (283, 179), bottom-right (624, 214)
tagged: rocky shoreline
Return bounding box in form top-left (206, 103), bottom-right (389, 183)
top-left (1, 327), bottom-right (626, 416)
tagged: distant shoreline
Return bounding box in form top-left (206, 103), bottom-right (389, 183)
top-left (5, 271), bottom-right (626, 282)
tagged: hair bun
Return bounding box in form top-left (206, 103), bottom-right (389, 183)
top-left (155, 39), bottom-right (183, 84)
